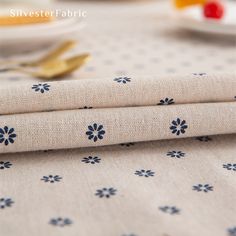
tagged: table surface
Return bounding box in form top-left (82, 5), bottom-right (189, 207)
top-left (0, 1), bottom-right (236, 84)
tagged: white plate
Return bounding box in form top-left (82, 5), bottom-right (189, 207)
top-left (172, 2), bottom-right (236, 36)
top-left (0, 16), bottom-right (85, 54)
top-left (0, 16), bottom-right (77, 34)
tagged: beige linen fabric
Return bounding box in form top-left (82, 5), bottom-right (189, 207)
top-left (0, 1), bottom-right (236, 236)
top-left (0, 73), bottom-right (236, 115)
top-left (0, 73), bottom-right (235, 153)
top-left (1, 134), bottom-right (236, 236)
top-left (0, 102), bottom-right (236, 153)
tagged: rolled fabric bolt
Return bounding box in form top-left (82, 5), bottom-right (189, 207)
top-left (173, 0), bottom-right (206, 9)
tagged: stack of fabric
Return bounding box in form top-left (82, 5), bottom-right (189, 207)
top-left (1, 73), bottom-right (236, 236)
top-left (0, 73), bottom-right (236, 153)
top-left (1, 2), bottom-right (236, 236)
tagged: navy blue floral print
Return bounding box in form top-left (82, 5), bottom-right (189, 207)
top-left (135, 169), bottom-right (155, 177)
top-left (159, 206), bottom-right (180, 215)
top-left (170, 118), bottom-right (188, 136)
top-left (82, 156), bottom-right (101, 164)
top-left (196, 136), bottom-right (212, 142)
top-left (228, 227), bottom-right (236, 236)
top-left (41, 175), bottom-right (62, 183)
top-left (49, 217), bottom-right (72, 227)
top-left (193, 184), bottom-right (213, 193)
top-left (79, 106), bottom-right (93, 109)
top-left (167, 151), bottom-right (185, 158)
top-left (0, 197), bottom-right (14, 209)
top-left (120, 143), bottom-right (135, 147)
top-left (43, 149), bottom-right (53, 153)
top-left (0, 161), bottom-right (12, 169)
top-left (0, 126), bottom-right (17, 146)
top-left (193, 73), bottom-right (206, 76)
top-left (223, 163), bottom-right (236, 171)
top-left (158, 98), bottom-right (174, 105)
top-left (86, 123), bottom-right (105, 142)
top-left (95, 187), bottom-right (117, 198)
top-left (114, 77), bottom-right (131, 84)
top-left (32, 83), bottom-right (50, 93)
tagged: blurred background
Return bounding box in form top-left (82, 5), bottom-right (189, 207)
top-left (0, 0), bottom-right (235, 82)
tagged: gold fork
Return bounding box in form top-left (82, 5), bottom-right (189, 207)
top-left (6, 53), bottom-right (90, 79)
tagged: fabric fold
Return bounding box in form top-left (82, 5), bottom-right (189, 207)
top-left (0, 102), bottom-right (235, 153)
top-left (0, 73), bottom-right (236, 115)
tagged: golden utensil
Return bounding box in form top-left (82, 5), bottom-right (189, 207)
top-left (0, 40), bottom-right (76, 67)
top-left (26, 40), bottom-right (77, 67)
top-left (4, 53), bottom-right (90, 79)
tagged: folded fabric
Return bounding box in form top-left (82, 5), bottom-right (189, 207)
top-left (0, 73), bottom-right (235, 115)
top-left (0, 73), bottom-right (235, 153)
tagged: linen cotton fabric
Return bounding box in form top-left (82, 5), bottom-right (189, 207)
top-left (0, 73), bottom-right (235, 114)
top-left (1, 134), bottom-right (236, 236)
top-left (0, 74), bottom-right (236, 153)
top-left (1, 1), bottom-right (236, 236)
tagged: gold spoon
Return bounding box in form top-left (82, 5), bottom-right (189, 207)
top-left (0, 40), bottom-right (76, 67)
top-left (6, 53), bottom-right (90, 79)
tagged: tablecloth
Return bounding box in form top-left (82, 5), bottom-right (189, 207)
top-left (0, 1), bottom-right (236, 236)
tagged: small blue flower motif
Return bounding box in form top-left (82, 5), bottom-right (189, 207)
top-left (79, 106), bottom-right (93, 109)
top-left (167, 151), bottom-right (185, 158)
top-left (223, 164), bottom-right (236, 171)
top-left (32, 83), bottom-right (50, 93)
top-left (86, 123), bottom-right (105, 142)
top-left (0, 161), bottom-right (12, 170)
top-left (193, 184), bottom-right (213, 193)
top-left (120, 143), bottom-right (135, 147)
top-left (196, 136), bottom-right (212, 142)
top-left (228, 227), bottom-right (236, 236)
top-left (135, 169), bottom-right (155, 177)
top-left (95, 187), bottom-right (117, 198)
top-left (170, 118), bottom-right (188, 136)
top-left (114, 77), bottom-right (131, 84)
top-left (158, 98), bottom-right (174, 105)
top-left (159, 206), bottom-right (180, 215)
top-left (0, 198), bottom-right (14, 209)
top-left (43, 149), bottom-right (53, 153)
top-left (41, 175), bottom-right (62, 183)
top-left (49, 217), bottom-right (72, 227)
top-left (0, 126), bottom-right (17, 146)
top-left (82, 156), bottom-right (101, 164)
top-left (193, 73), bottom-right (206, 76)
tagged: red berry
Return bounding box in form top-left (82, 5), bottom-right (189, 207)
top-left (203, 1), bottom-right (224, 19)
